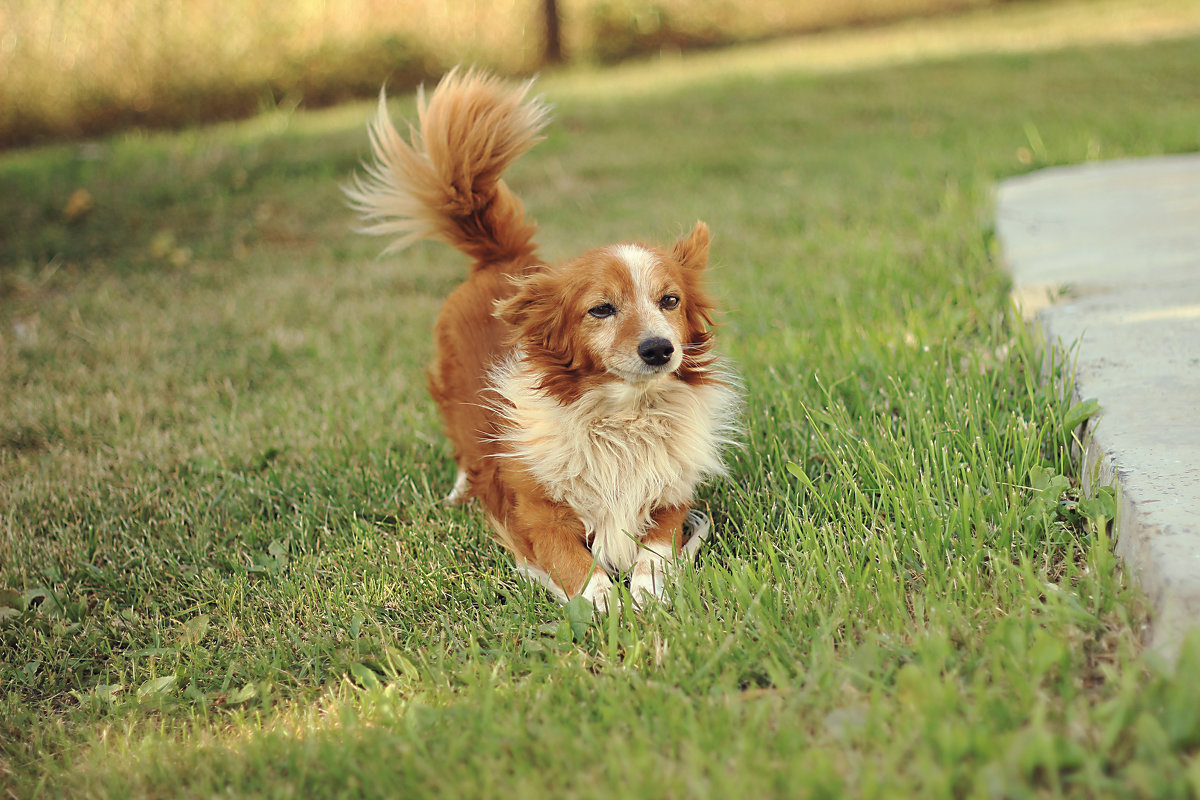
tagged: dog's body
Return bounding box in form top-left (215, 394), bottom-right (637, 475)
top-left (347, 69), bottom-right (739, 608)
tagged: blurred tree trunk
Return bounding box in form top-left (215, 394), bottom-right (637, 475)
top-left (542, 0), bottom-right (563, 64)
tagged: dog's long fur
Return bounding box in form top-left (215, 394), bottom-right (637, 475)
top-left (346, 69), bottom-right (739, 608)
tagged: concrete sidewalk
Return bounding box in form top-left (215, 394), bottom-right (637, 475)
top-left (996, 154), bottom-right (1200, 662)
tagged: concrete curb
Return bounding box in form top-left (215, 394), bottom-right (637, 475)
top-left (996, 154), bottom-right (1200, 662)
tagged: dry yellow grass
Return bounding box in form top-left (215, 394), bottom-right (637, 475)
top-left (4, 0), bottom-right (1012, 146)
top-left (547, 0), bottom-right (1200, 99)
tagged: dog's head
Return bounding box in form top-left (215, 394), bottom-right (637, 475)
top-left (496, 221), bottom-right (717, 402)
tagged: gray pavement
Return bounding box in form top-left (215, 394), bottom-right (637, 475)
top-left (996, 154), bottom-right (1200, 663)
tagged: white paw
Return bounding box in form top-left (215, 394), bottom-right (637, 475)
top-left (580, 571), bottom-right (615, 613)
top-left (443, 470), bottom-right (470, 506)
top-left (681, 511), bottom-right (712, 559)
top-left (630, 543), bottom-right (677, 609)
top-left (513, 561), bottom-right (614, 611)
top-left (512, 561), bottom-right (569, 604)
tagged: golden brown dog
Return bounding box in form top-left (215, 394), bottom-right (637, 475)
top-left (346, 69), bottom-right (739, 608)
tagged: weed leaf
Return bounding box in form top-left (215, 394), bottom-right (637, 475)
top-left (229, 683), bottom-right (258, 704)
top-left (137, 675), bottom-right (178, 700)
top-left (785, 461), bottom-right (816, 491)
top-left (180, 614), bottom-right (210, 646)
top-left (1064, 398), bottom-right (1101, 431)
top-left (348, 662), bottom-right (382, 689)
top-left (565, 596), bottom-right (593, 642)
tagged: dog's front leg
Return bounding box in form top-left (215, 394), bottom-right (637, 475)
top-left (510, 497), bottom-right (615, 611)
top-left (630, 505), bottom-right (692, 608)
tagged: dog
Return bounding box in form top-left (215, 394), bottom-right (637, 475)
top-left (345, 68), bottom-right (739, 609)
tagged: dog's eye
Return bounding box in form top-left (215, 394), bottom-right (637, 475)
top-left (588, 303), bottom-right (617, 319)
top-left (659, 294), bottom-right (680, 310)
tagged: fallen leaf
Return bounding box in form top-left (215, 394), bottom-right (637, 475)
top-left (64, 188), bottom-right (94, 221)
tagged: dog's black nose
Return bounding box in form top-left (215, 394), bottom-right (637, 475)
top-left (638, 337), bottom-right (674, 366)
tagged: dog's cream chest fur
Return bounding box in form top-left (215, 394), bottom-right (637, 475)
top-left (490, 357), bottom-right (739, 573)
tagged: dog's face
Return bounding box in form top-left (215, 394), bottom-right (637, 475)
top-left (579, 241), bottom-right (692, 382)
top-left (496, 222), bottom-right (716, 401)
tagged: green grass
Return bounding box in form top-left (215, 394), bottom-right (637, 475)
top-left (4, 4), bottom-right (1200, 797)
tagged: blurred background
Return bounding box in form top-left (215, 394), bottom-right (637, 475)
top-left (1, 0), bottom-right (1012, 148)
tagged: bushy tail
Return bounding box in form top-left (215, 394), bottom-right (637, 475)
top-left (345, 68), bottom-right (550, 267)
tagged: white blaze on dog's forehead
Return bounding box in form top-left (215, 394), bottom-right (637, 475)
top-left (608, 243), bottom-right (676, 356)
top-left (611, 244), bottom-right (660, 297)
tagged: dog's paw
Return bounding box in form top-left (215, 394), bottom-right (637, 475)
top-left (630, 543), bottom-right (677, 609)
top-left (682, 510), bottom-right (711, 558)
top-left (513, 560), bottom-right (569, 604)
top-left (580, 571), bottom-right (615, 613)
top-left (443, 470), bottom-right (470, 506)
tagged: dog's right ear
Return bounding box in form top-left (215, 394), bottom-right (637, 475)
top-left (672, 221), bottom-right (710, 273)
top-left (493, 273), bottom-right (541, 329)
top-left (494, 271), bottom-right (570, 357)
top-left (493, 286), bottom-right (524, 329)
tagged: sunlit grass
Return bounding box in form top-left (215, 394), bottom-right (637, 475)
top-left (547, 0), bottom-right (1200, 99)
top-left (3, 3), bottom-right (1200, 797)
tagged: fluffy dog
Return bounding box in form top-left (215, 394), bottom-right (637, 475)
top-left (346, 69), bottom-right (739, 609)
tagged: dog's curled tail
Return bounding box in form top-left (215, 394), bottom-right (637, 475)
top-left (345, 68), bottom-right (550, 267)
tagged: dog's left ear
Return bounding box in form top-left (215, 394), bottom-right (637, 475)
top-left (672, 221), bottom-right (710, 272)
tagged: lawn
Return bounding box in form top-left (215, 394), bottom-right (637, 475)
top-left (3, 1), bottom-right (1200, 797)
